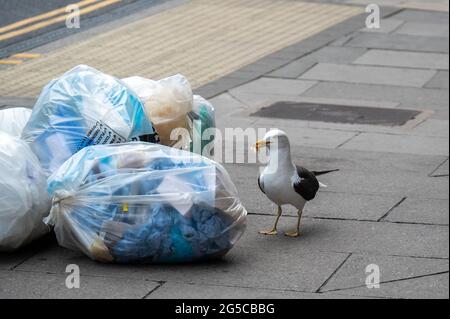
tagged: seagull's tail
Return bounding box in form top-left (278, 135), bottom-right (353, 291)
top-left (319, 182), bottom-right (328, 188)
top-left (313, 169), bottom-right (340, 176)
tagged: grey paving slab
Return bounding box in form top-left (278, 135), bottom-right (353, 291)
top-left (0, 96), bottom-right (35, 108)
top-left (194, 79), bottom-right (247, 100)
top-left (0, 270), bottom-right (160, 299)
top-left (300, 63), bottom-right (436, 88)
top-left (234, 57), bottom-right (291, 75)
top-left (329, 272), bottom-right (449, 299)
top-left (302, 82), bottom-right (449, 110)
top-left (268, 46), bottom-right (368, 78)
top-left (306, 120), bottom-right (446, 138)
top-left (320, 254), bottom-right (449, 298)
top-left (227, 91), bottom-right (300, 107)
top-left (395, 22), bottom-right (449, 38)
top-left (330, 34), bottom-right (353, 47)
top-left (346, 33), bottom-right (449, 53)
top-left (247, 119), bottom-right (358, 149)
top-left (311, 46), bottom-right (368, 64)
top-left (16, 242), bottom-right (349, 293)
top-left (147, 282), bottom-right (365, 299)
top-left (229, 78), bottom-right (318, 97)
top-left (344, 0), bottom-right (448, 12)
top-left (430, 158), bottom-right (449, 177)
top-left (391, 9), bottom-right (449, 24)
top-left (224, 69), bottom-right (266, 81)
top-left (360, 18), bottom-right (404, 34)
top-left (268, 57), bottom-right (317, 79)
top-left (266, 49), bottom-right (311, 61)
top-left (353, 50), bottom-right (449, 70)
top-left (0, 235), bottom-right (54, 270)
top-left (412, 119), bottom-right (449, 138)
top-left (305, 192), bottom-right (405, 221)
top-left (320, 161), bottom-right (449, 200)
top-left (208, 92), bottom-right (248, 119)
top-left (339, 132), bottom-right (449, 156)
top-left (425, 71), bottom-right (449, 89)
top-left (269, 47), bottom-right (367, 76)
top-left (385, 197), bottom-right (449, 225)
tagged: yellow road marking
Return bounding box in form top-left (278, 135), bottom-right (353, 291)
top-left (0, 0), bottom-right (121, 42)
top-left (11, 53), bottom-right (42, 59)
top-left (0, 0), bottom-right (100, 35)
top-left (0, 59), bottom-right (23, 65)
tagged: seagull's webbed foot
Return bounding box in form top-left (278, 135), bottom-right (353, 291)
top-left (284, 209), bottom-right (303, 238)
top-left (259, 229), bottom-right (278, 236)
top-left (284, 231), bottom-right (300, 238)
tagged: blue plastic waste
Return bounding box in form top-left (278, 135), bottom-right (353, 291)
top-left (46, 142), bottom-right (247, 263)
top-left (21, 65), bottom-right (159, 175)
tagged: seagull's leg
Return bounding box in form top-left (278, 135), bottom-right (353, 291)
top-left (285, 209), bottom-right (303, 237)
top-left (259, 206), bottom-right (282, 235)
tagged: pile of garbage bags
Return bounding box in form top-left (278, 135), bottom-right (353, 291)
top-left (46, 143), bottom-right (246, 263)
top-left (0, 64), bottom-right (245, 262)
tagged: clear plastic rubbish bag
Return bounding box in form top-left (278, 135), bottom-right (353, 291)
top-left (188, 95), bottom-right (216, 156)
top-left (22, 65), bottom-right (159, 175)
top-left (122, 74), bottom-right (193, 147)
top-left (0, 132), bottom-right (50, 251)
top-left (46, 142), bottom-right (247, 263)
top-left (0, 107), bottom-right (32, 137)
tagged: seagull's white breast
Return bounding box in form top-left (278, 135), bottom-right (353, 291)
top-left (261, 165), bottom-right (307, 210)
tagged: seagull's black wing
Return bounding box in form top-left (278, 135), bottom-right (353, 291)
top-left (258, 175), bottom-right (265, 194)
top-left (293, 166), bottom-right (320, 201)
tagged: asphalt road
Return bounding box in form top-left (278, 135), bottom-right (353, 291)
top-left (0, 0), bottom-right (165, 58)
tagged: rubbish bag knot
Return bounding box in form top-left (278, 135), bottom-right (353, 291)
top-left (43, 190), bottom-right (75, 226)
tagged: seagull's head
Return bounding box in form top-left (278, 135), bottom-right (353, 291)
top-left (254, 129), bottom-right (290, 153)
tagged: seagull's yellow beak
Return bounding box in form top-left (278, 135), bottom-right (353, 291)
top-left (254, 139), bottom-right (270, 152)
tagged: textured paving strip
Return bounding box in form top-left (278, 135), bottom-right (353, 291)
top-left (0, 0), bottom-right (361, 97)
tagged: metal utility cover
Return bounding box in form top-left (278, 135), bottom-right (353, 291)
top-left (251, 102), bottom-right (421, 126)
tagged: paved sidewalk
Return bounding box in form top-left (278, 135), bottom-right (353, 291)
top-left (0, 1), bottom-right (449, 299)
top-left (0, 0), bottom-right (361, 96)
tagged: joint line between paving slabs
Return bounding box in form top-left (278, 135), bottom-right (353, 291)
top-left (249, 212), bottom-right (448, 227)
top-left (378, 197), bottom-right (407, 222)
top-left (316, 252), bottom-right (352, 293)
top-left (141, 281), bottom-right (166, 299)
top-left (429, 158), bottom-right (449, 177)
top-left (336, 132), bottom-right (361, 149)
top-left (9, 251), bottom-right (41, 271)
top-left (321, 270), bottom-right (450, 294)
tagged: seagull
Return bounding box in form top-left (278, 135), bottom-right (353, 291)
top-left (254, 129), bottom-right (338, 237)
